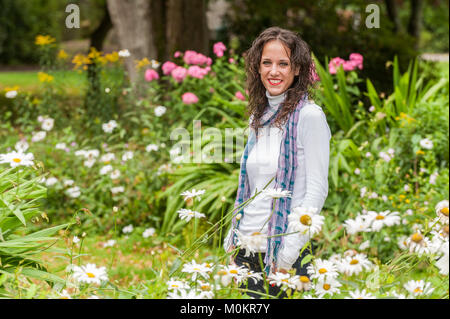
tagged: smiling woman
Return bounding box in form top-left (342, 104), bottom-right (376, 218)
top-left (224, 26), bottom-right (331, 299)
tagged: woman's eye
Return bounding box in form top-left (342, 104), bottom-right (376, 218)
top-left (263, 61), bottom-right (271, 65)
top-left (280, 62), bottom-right (289, 67)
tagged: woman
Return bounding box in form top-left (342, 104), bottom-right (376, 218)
top-left (224, 27), bottom-right (331, 298)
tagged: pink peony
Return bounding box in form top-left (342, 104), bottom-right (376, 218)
top-left (343, 60), bottom-right (356, 71)
top-left (182, 92), bottom-right (199, 104)
top-left (171, 66), bottom-right (188, 82)
top-left (162, 61), bottom-right (178, 75)
top-left (187, 65), bottom-right (210, 79)
top-left (174, 51), bottom-right (182, 58)
top-left (145, 69), bottom-right (159, 82)
top-left (235, 91), bottom-right (245, 101)
top-left (213, 42), bottom-right (226, 57)
top-left (328, 57), bottom-right (346, 74)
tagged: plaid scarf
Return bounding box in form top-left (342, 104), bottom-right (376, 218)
top-left (228, 94), bottom-right (307, 274)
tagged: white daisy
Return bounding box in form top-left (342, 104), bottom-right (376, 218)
top-left (419, 138), bottom-right (433, 150)
top-left (268, 272), bottom-right (295, 291)
top-left (181, 260), bottom-right (211, 281)
top-left (118, 49), bottom-right (130, 58)
top-left (5, 90), bottom-right (17, 98)
top-left (72, 263), bottom-right (108, 285)
top-left (110, 169), bottom-right (121, 180)
top-left (122, 151), bottom-right (133, 161)
top-left (45, 177), bottom-right (58, 186)
top-left (167, 279), bottom-right (189, 291)
top-left (66, 186), bottom-right (81, 198)
top-left (435, 241), bottom-right (449, 275)
top-left (261, 188), bottom-right (292, 199)
top-left (406, 231), bottom-right (432, 256)
top-left (100, 165), bottom-right (113, 175)
top-left (154, 105), bottom-right (167, 117)
top-left (31, 131), bottom-right (46, 142)
top-left (146, 144), bottom-right (159, 152)
top-left (41, 117), bottom-right (54, 131)
top-left (307, 258), bottom-right (339, 280)
top-left (55, 142), bottom-right (66, 150)
top-left (103, 239), bottom-right (116, 248)
top-left (344, 215), bottom-right (371, 235)
top-left (110, 186), bottom-right (124, 194)
top-left (166, 288), bottom-right (209, 299)
top-left (366, 210), bottom-right (401, 231)
top-left (102, 120), bottom-right (118, 133)
top-left (234, 230), bottom-right (266, 257)
top-left (180, 188), bottom-right (206, 202)
top-left (435, 200), bottom-right (449, 225)
top-left (288, 206), bottom-right (323, 236)
top-left (339, 253), bottom-right (373, 276)
top-left (15, 140), bottom-right (29, 152)
top-left (63, 179), bottom-right (74, 187)
top-left (100, 153), bottom-right (115, 163)
top-left (345, 289), bottom-right (376, 299)
top-left (314, 277), bottom-right (342, 298)
top-left (122, 224), bottom-right (133, 234)
top-left (403, 280), bottom-right (434, 297)
top-left (142, 227), bottom-right (156, 238)
top-left (0, 151), bottom-right (34, 168)
top-left (84, 158), bottom-right (96, 168)
top-left (177, 209), bottom-right (205, 222)
top-left (290, 275), bottom-right (312, 292)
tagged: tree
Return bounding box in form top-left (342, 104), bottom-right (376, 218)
top-left (106, 0), bottom-right (209, 82)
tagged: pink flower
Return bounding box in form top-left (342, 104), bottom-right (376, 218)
top-left (171, 66), bottom-right (188, 82)
top-left (349, 53), bottom-right (363, 70)
top-left (235, 91), bottom-right (245, 101)
top-left (183, 50), bottom-right (209, 65)
top-left (310, 63), bottom-right (320, 82)
top-left (182, 92), bottom-right (199, 104)
top-left (187, 65), bottom-right (210, 79)
top-left (162, 61), bottom-right (178, 75)
top-left (328, 57), bottom-right (345, 74)
top-left (145, 69), bottom-right (159, 82)
top-left (343, 60), bottom-right (356, 71)
top-left (174, 51), bottom-right (182, 58)
top-left (213, 42), bottom-right (226, 57)
top-left (228, 58), bottom-right (235, 64)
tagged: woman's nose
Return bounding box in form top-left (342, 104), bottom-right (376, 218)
top-left (269, 64), bottom-right (279, 75)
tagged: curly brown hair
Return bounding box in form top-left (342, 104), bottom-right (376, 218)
top-left (244, 26), bottom-right (316, 130)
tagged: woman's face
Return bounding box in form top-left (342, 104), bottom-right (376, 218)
top-left (259, 40), bottom-right (299, 96)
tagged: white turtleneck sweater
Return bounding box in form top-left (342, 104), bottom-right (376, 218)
top-left (226, 91), bottom-right (331, 270)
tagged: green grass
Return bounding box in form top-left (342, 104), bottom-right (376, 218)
top-left (0, 70), bottom-right (87, 95)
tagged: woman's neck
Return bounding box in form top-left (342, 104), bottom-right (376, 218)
top-left (266, 90), bottom-right (286, 110)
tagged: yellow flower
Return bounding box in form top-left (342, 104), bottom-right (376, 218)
top-left (57, 49), bottom-right (69, 60)
top-left (35, 35), bottom-right (56, 46)
top-left (38, 72), bottom-right (54, 83)
top-left (87, 47), bottom-right (102, 63)
top-left (4, 86), bottom-right (19, 92)
top-left (72, 54), bottom-right (90, 69)
top-left (416, 150), bottom-right (425, 156)
top-left (105, 52), bottom-right (119, 63)
top-left (135, 57), bottom-right (150, 70)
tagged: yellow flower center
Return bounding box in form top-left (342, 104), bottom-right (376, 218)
top-left (172, 284), bottom-right (179, 288)
top-left (375, 215), bottom-right (385, 220)
top-left (440, 207), bottom-right (449, 217)
top-left (86, 272), bottom-right (95, 278)
top-left (299, 276), bottom-right (310, 283)
top-left (414, 287), bottom-right (423, 294)
top-left (217, 270), bottom-right (227, 276)
top-left (13, 158), bottom-right (21, 163)
top-left (201, 285), bottom-right (210, 291)
top-left (300, 214), bottom-right (312, 226)
top-left (443, 226), bottom-right (449, 235)
top-left (411, 233), bottom-right (423, 243)
top-left (323, 284), bottom-right (331, 290)
top-left (282, 279), bottom-right (289, 283)
top-left (229, 270), bottom-right (238, 274)
top-left (193, 268), bottom-right (201, 271)
top-left (251, 232), bottom-right (261, 236)
top-left (318, 268), bottom-right (328, 274)
top-left (350, 259), bottom-right (359, 265)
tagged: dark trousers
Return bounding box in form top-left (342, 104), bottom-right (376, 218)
top-left (233, 246), bottom-right (312, 299)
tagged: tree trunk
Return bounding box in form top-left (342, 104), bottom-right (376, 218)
top-left (106, 0), bottom-right (157, 82)
top-left (89, 2), bottom-right (113, 51)
top-left (408, 0), bottom-right (423, 49)
top-left (384, 0), bottom-right (402, 33)
top-left (166, 0), bottom-right (209, 56)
